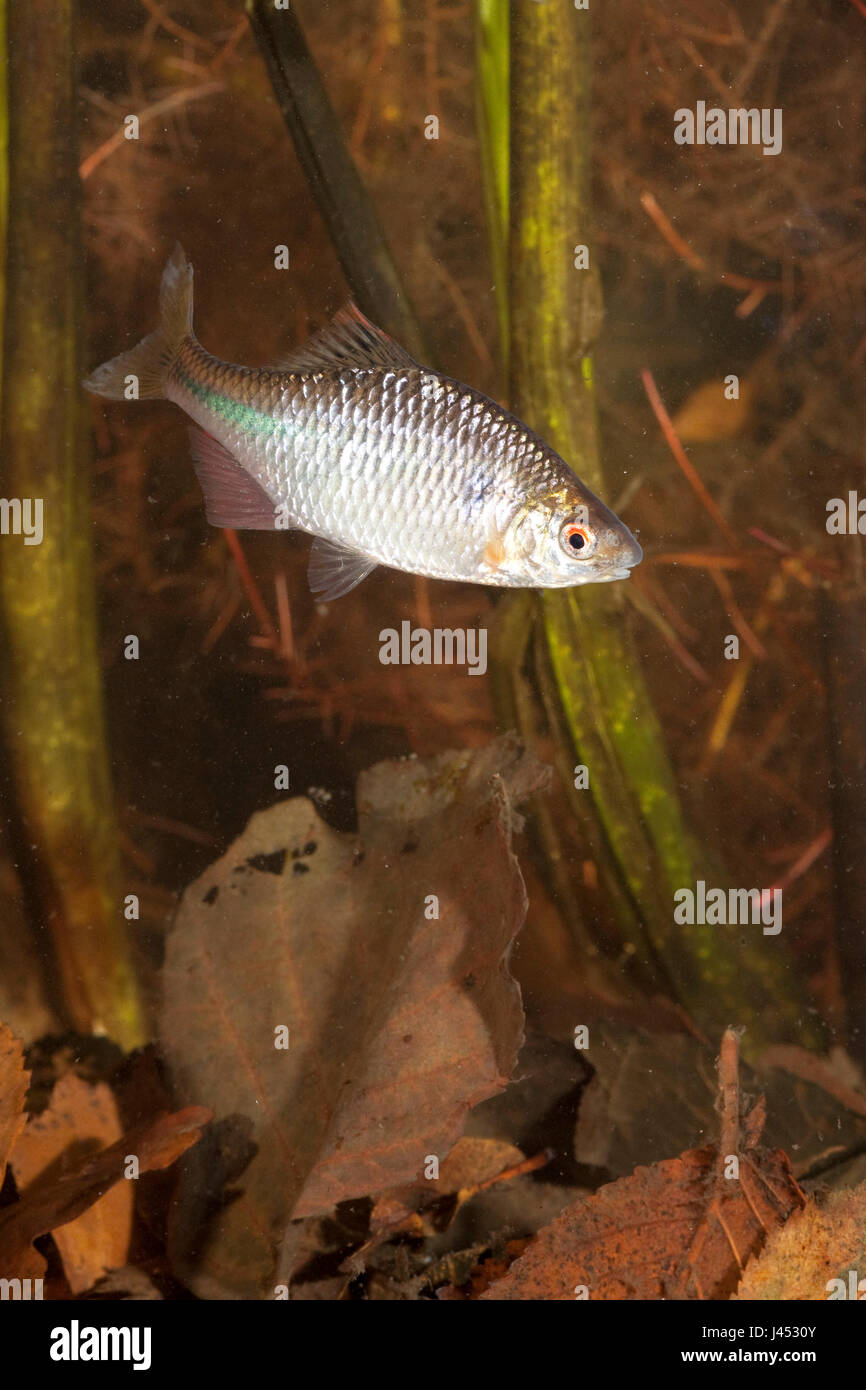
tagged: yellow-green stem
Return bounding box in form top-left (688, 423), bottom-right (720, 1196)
top-left (0, 0), bottom-right (144, 1046)
top-left (498, 0), bottom-right (818, 1047)
top-left (474, 0), bottom-right (509, 362)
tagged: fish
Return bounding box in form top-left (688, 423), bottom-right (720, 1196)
top-left (84, 245), bottom-right (642, 601)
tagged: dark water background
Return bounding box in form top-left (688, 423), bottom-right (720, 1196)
top-left (6, 0), bottom-right (866, 1055)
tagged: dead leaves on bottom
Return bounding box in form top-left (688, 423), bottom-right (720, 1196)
top-left (470, 1027), bottom-right (855, 1302)
top-left (161, 737), bottom-right (548, 1298)
top-left (0, 1021), bottom-right (210, 1291)
top-left (735, 1185), bottom-right (866, 1300)
top-left (480, 1139), bottom-right (803, 1300)
top-left (3, 1010), bottom-right (866, 1299)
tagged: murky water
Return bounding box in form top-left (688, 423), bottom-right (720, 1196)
top-left (0, 0), bottom-right (864, 1315)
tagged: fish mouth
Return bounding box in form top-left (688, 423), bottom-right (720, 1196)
top-left (589, 565), bottom-right (632, 583)
top-left (594, 537), bottom-right (642, 583)
top-left (614, 528), bottom-right (643, 571)
top-left (591, 538), bottom-right (642, 581)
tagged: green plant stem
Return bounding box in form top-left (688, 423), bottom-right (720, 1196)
top-left (474, 0), bottom-right (509, 363)
top-left (499, 0), bottom-right (817, 1047)
top-left (0, 0), bottom-right (144, 1046)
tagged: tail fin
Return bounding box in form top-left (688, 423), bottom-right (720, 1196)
top-left (83, 243), bottom-right (194, 400)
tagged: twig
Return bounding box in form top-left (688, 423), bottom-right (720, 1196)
top-left (421, 245), bottom-right (494, 373)
top-left (640, 190), bottom-right (705, 273)
top-left (733, 0), bottom-right (793, 100)
top-left (640, 368), bottom-right (740, 550)
top-left (623, 585), bottom-right (710, 684)
top-left (701, 570), bottom-right (788, 770)
top-left (709, 569), bottom-right (768, 659)
top-left (766, 827), bottom-right (832, 897)
top-left (638, 571), bottom-right (700, 641)
top-left (414, 575), bottom-right (433, 633)
top-left (717, 1027), bottom-right (741, 1173)
top-left (639, 192), bottom-right (779, 301)
top-left (735, 286), bottom-right (768, 320)
top-left (201, 591), bottom-right (242, 654)
top-left (457, 1148), bottom-right (552, 1201)
top-left (647, 551), bottom-right (746, 570)
top-left (702, 655), bottom-right (753, 769)
top-left (223, 529), bottom-right (279, 647)
top-left (675, 36), bottom-right (731, 103)
top-left (138, 0), bottom-right (216, 53)
top-left (748, 527), bottom-right (836, 581)
top-left (274, 570), bottom-right (295, 663)
top-left (79, 82), bottom-right (223, 180)
top-left (210, 15), bottom-right (250, 74)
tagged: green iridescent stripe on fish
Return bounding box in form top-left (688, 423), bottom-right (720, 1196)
top-left (178, 367), bottom-right (280, 438)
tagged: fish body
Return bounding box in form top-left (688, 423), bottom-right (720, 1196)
top-left (85, 246), bottom-right (642, 599)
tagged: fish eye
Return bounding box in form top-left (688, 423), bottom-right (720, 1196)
top-left (560, 521), bottom-right (596, 559)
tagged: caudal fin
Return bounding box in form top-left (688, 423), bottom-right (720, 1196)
top-left (83, 243), bottom-right (194, 400)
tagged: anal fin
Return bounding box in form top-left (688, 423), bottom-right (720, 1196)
top-left (188, 426), bottom-right (280, 530)
top-left (308, 537), bottom-right (377, 601)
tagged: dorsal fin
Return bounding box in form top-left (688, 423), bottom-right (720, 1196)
top-left (268, 303), bottom-right (420, 375)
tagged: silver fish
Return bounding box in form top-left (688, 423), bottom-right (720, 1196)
top-left (85, 245), bottom-right (642, 600)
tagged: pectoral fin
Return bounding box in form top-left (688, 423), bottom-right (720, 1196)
top-left (308, 537), bottom-right (377, 601)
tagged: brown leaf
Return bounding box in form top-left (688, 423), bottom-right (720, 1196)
top-left (0, 1106), bottom-right (210, 1280)
top-left (161, 737), bottom-right (547, 1298)
top-left (735, 1181), bottom-right (866, 1300)
top-left (369, 1137), bottom-right (522, 1231)
top-left (0, 1023), bottom-right (29, 1189)
top-left (428, 1137), bottom-right (527, 1198)
top-left (671, 376), bottom-right (755, 443)
top-left (10, 1074), bottom-right (133, 1294)
top-left (481, 1141), bottom-right (804, 1300)
top-left (357, 1137), bottom-right (529, 1258)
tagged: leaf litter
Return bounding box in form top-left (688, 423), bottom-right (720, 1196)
top-left (160, 735), bottom-right (549, 1297)
top-left (3, 746), bottom-right (866, 1299)
top-left (0, 1022), bottom-right (210, 1289)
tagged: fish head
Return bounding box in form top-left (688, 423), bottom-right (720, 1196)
top-left (502, 484), bottom-right (643, 588)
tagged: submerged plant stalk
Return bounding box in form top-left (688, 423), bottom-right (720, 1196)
top-left (474, 0), bottom-right (509, 362)
top-left (0, 0), bottom-right (144, 1046)
top-left (246, 0), bottom-right (428, 361)
top-left (500, 0), bottom-right (816, 1046)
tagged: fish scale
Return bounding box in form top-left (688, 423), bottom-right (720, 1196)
top-left (170, 348), bottom-right (510, 568)
top-left (85, 244), bottom-right (642, 598)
